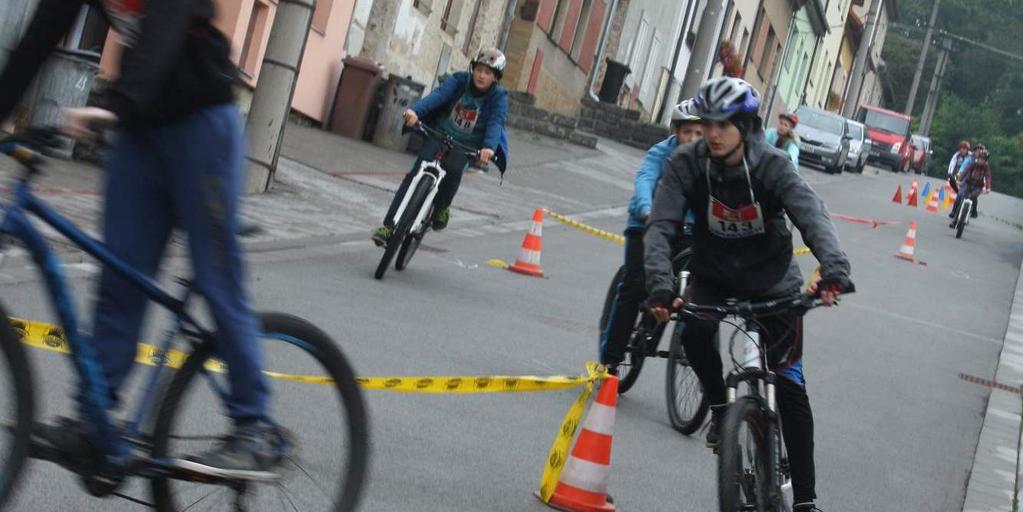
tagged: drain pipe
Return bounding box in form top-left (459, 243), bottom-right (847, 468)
top-left (587, 0), bottom-right (620, 101)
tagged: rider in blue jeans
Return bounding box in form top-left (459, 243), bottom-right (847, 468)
top-left (599, 99), bottom-right (702, 373)
top-left (373, 48), bottom-right (510, 245)
top-left (0, 0), bottom-right (277, 479)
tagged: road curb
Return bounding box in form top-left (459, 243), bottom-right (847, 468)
top-left (963, 258), bottom-right (1023, 512)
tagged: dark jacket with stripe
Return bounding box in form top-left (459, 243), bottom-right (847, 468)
top-left (644, 125), bottom-right (851, 299)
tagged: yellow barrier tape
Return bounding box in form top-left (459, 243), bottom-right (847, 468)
top-left (12, 318), bottom-right (608, 392)
top-left (538, 362), bottom-right (601, 503)
top-left (543, 209), bottom-right (626, 245)
top-left (542, 208), bottom-right (812, 256)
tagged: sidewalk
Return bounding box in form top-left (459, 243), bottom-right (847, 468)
top-left (0, 123), bottom-right (645, 270)
top-left (963, 260), bottom-right (1023, 511)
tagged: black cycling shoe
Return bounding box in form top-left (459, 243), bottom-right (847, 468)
top-left (705, 405), bottom-right (726, 449)
top-left (793, 503), bottom-right (823, 511)
top-left (172, 423), bottom-right (290, 482)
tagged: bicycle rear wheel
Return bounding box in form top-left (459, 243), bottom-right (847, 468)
top-left (665, 324), bottom-right (708, 435)
top-left (395, 221), bottom-right (426, 271)
top-left (375, 177), bottom-right (433, 279)
top-left (151, 313), bottom-right (369, 512)
top-left (0, 311), bottom-right (33, 510)
top-left (597, 265), bottom-right (625, 333)
top-left (718, 396), bottom-right (771, 512)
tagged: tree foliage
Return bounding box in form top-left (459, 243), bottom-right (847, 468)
top-left (882, 0), bottom-right (1023, 197)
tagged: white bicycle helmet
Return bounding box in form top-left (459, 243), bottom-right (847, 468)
top-left (471, 47), bottom-right (506, 79)
top-left (694, 77), bottom-right (761, 121)
top-left (671, 98), bottom-right (701, 123)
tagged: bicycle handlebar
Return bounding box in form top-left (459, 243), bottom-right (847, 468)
top-left (672, 293), bottom-right (830, 320)
top-left (413, 122), bottom-right (484, 160)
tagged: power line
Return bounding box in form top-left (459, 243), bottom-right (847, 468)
top-left (890, 22), bottom-right (1023, 64)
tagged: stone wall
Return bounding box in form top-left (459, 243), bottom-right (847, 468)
top-left (577, 97), bottom-right (669, 149)
top-left (505, 92), bottom-right (598, 148)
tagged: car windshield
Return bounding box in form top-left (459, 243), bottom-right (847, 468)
top-left (797, 109), bottom-right (845, 135)
top-left (863, 110), bottom-right (910, 135)
top-left (847, 123), bottom-right (863, 140)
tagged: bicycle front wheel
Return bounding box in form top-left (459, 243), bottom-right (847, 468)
top-left (665, 325), bottom-right (708, 435)
top-left (0, 311), bottom-right (34, 510)
top-left (956, 201), bottom-right (968, 239)
top-left (718, 396), bottom-right (772, 512)
top-left (151, 313), bottom-right (369, 512)
top-left (376, 176), bottom-right (433, 279)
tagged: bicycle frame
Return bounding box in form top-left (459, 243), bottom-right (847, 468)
top-left (0, 176), bottom-right (209, 471)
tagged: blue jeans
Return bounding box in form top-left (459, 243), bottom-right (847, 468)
top-left (90, 104), bottom-right (268, 424)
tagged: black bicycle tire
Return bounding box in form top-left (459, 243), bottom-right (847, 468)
top-left (665, 327), bottom-right (708, 435)
top-left (717, 396), bottom-right (771, 512)
top-left (150, 312), bottom-right (369, 512)
top-left (598, 265), bottom-right (626, 333)
top-left (375, 178), bottom-right (433, 279)
top-left (0, 311), bottom-right (34, 509)
top-left (956, 201), bottom-right (968, 239)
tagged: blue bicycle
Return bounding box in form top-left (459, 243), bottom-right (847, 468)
top-left (0, 130), bottom-right (368, 511)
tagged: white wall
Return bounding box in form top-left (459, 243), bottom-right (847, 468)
top-left (614, 0), bottom-right (693, 117)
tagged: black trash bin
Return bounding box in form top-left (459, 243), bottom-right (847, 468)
top-left (598, 59), bottom-right (631, 104)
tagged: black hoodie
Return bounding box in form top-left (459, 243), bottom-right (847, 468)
top-left (0, 0), bottom-right (236, 126)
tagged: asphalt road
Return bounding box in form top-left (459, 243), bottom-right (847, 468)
top-left (1, 159), bottom-right (1021, 511)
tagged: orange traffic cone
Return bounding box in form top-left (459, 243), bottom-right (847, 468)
top-left (907, 179), bottom-right (919, 207)
top-left (509, 209), bottom-right (545, 278)
top-left (895, 221), bottom-right (920, 263)
top-left (925, 189), bottom-right (940, 213)
top-left (892, 185), bottom-right (903, 204)
top-left (541, 376), bottom-right (618, 512)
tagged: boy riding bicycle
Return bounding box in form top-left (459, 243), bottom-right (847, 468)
top-left (373, 48), bottom-right (510, 245)
top-left (950, 149), bottom-right (992, 224)
top-left (599, 99), bottom-right (703, 373)
top-left (644, 77), bottom-right (854, 512)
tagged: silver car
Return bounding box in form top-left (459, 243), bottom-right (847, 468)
top-left (844, 119), bottom-right (870, 174)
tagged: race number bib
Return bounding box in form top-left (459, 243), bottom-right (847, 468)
top-left (449, 103), bottom-right (480, 133)
top-left (707, 196), bottom-right (765, 239)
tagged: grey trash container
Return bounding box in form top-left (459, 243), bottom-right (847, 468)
top-left (28, 49), bottom-right (101, 159)
top-left (372, 74), bottom-right (426, 152)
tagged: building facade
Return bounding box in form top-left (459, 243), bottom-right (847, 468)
top-left (771, 0), bottom-right (828, 121)
top-left (501, 0), bottom-right (609, 116)
top-left (356, 0), bottom-right (511, 92)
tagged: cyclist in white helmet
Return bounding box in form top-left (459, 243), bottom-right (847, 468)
top-left (373, 48), bottom-right (510, 245)
top-left (645, 77), bottom-right (853, 512)
top-left (599, 99), bottom-right (703, 372)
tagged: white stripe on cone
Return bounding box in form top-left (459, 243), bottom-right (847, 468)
top-left (559, 455), bottom-right (610, 493)
top-left (583, 403), bottom-right (616, 436)
top-left (529, 222), bottom-right (542, 237)
top-left (518, 248), bottom-right (541, 265)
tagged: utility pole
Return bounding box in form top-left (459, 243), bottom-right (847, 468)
top-left (245, 0), bottom-right (316, 193)
top-left (680, 0), bottom-right (729, 101)
top-left (920, 37), bottom-right (950, 136)
top-left (904, 0), bottom-right (939, 116)
top-left (842, 0), bottom-right (882, 118)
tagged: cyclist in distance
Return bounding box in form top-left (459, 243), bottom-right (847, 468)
top-left (373, 48), bottom-right (510, 246)
top-left (765, 111), bottom-right (801, 171)
top-left (947, 140), bottom-right (970, 193)
top-left (950, 149), bottom-right (992, 223)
